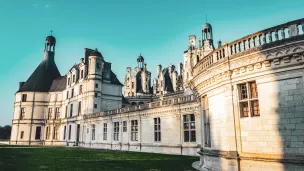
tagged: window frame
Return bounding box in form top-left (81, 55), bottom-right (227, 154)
top-left (131, 120), bottom-right (138, 141)
top-left (154, 118), bottom-right (161, 142)
top-left (20, 108), bottom-right (25, 120)
top-left (123, 121), bottom-right (127, 132)
top-left (21, 94), bottom-right (27, 102)
top-left (238, 81), bottom-right (260, 118)
top-left (20, 131), bottom-right (24, 139)
top-left (113, 122), bottom-right (119, 141)
top-left (69, 104), bottom-right (73, 117)
top-left (103, 123), bottom-right (107, 140)
top-left (92, 124), bottom-right (95, 141)
top-left (183, 114), bottom-right (196, 142)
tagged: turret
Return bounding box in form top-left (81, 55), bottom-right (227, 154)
top-left (88, 49), bottom-right (103, 79)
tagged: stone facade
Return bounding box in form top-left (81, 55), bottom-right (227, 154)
top-left (189, 18), bottom-right (304, 170)
top-left (10, 35), bottom-right (201, 156)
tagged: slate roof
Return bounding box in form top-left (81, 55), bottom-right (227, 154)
top-left (49, 76), bottom-right (67, 92)
top-left (111, 71), bottom-right (123, 86)
top-left (18, 52), bottom-right (61, 92)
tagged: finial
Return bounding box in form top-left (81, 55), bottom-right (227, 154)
top-left (95, 48), bottom-right (98, 51)
top-left (50, 30), bottom-right (53, 36)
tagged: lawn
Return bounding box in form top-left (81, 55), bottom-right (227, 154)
top-left (0, 146), bottom-right (198, 171)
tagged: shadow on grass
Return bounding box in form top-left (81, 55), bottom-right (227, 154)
top-left (0, 147), bottom-right (197, 171)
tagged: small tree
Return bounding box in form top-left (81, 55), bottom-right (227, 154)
top-left (0, 125), bottom-right (11, 140)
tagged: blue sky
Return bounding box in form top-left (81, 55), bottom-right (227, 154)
top-left (0, 0), bottom-right (303, 126)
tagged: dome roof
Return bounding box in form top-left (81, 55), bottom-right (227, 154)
top-left (90, 50), bottom-right (103, 57)
top-left (137, 55), bottom-right (144, 62)
top-left (202, 23), bottom-right (212, 30)
top-left (46, 35), bottom-right (56, 44)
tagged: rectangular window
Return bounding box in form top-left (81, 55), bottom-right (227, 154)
top-left (68, 125), bottom-right (72, 140)
top-left (78, 101), bottom-right (81, 116)
top-left (154, 118), bottom-right (161, 142)
top-left (35, 127), bottom-right (41, 140)
top-left (55, 107), bottom-right (60, 119)
top-left (66, 91), bottom-right (69, 99)
top-left (94, 104), bottom-right (97, 109)
top-left (203, 96), bottom-right (211, 147)
top-left (92, 124), bottom-right (95, 140)
top-left (95, 84), bottom-right (98, 88)
top-left (71, 89), bottom-right (74, 97)
top-left (183, 114), bottom-right (196, 142)
top-left (113, 122), bottom-right (119, 141)
top-left (70, 104), bottom-right (73, 117)
top-left (79, 85), bottom-right (83, 94)
top-left (20, 108), bottom-right (25, 120)
top-left (73, 75), bottom-right (75, 83)
top-left (131, 120), bottom-right (138, 141)
top-left (20, 131), bottom-right (24, 139)
top-left (48, 108), bottom-right (52, 120)
top-left (63, 126), bottom-right (66, 140)
top-left (68, 78), bottom-right (70, 85)
top-left (65, 105), bottom-right (68, 118)
top-left (123, 121), bottom-right (127, 132)
top-left (22, 94), bottom-right (27, 102)
top-left (103, 123), bottom-right (107, 140)
top-left (95, 93), bottom-right (98, 98)
top-left (238, 82), bottom-right (260, 117)
top-left (53, 126), bottom-right (59, 140)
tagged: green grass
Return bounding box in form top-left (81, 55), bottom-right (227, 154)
top-left (0, 147), bottom-right (197, 171)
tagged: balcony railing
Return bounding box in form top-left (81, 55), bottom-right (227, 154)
top-left (193, 18), bottom-right (304, 75)
top-left (83, 94), bottom-right (197, 119)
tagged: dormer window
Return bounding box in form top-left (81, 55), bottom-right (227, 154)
top-left (22, 94), bottom-right (27, 102)
top-left (73, 75), bottom-right (75, 83)
top-left (68, 78), bottom-right (71, 85)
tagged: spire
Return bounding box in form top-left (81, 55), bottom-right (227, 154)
top-left (50, 30), bottom-right (53, 36)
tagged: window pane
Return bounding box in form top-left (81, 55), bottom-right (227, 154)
top-left (184, 123), bottom-right (189, 130)
top-left (190, 114), bottom-right (195, 121)
top-left (250, 82), bottom-right (258, 98)
top-left (190, 122), bottom-right (196, 129)
top-left (251, 100), bottom-right (260, 116)
top-left (240, 84), bottom-right (248, 100)
top-left (184, 131), bottom-right (189, 142)
top-left (191, 131), bottom-right (196, 142)
top-left (240, 102), bottom-right (249, 117)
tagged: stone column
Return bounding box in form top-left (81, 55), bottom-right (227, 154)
top-left (274, 30), bottom-right (279, 41)
top-left (262, 34), bottom-right (266, 44)
top-left (281, 28), bottom-right (285, 39)
top-left (268, 32), bottom-right (272, 43)
top-left (256, 36), bottom-right (260, 46)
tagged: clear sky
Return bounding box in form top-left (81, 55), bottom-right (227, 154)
top-left (0, 0), bottom-right (303, 126)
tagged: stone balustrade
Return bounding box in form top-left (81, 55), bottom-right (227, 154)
top-left (193, 18), bottom-right (304, 76)
top-left (83, 94), bottom-right (197, 119)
